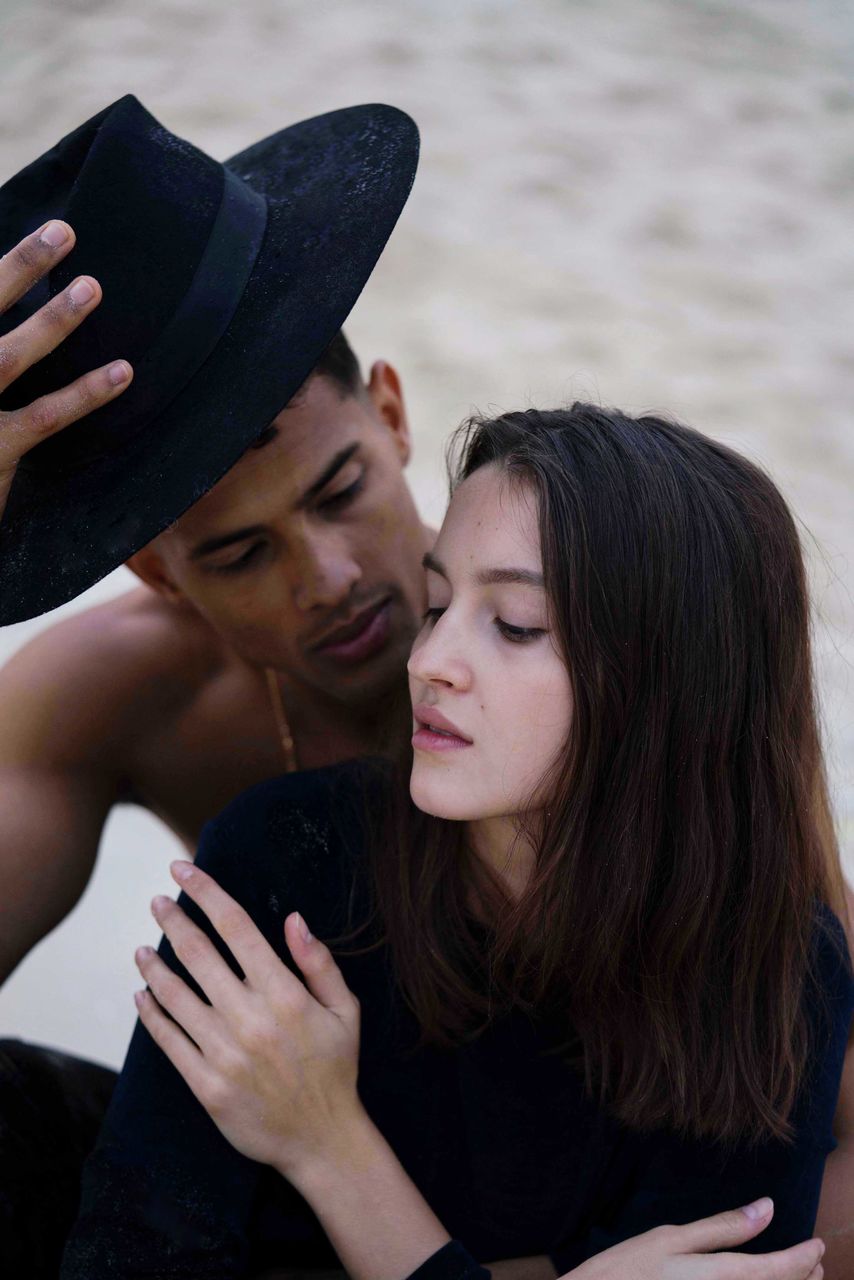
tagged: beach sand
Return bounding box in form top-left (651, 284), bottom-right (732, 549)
top-left (1, 0), bottom-right (852, 1067)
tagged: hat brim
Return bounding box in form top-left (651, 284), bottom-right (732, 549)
top-left (0, 104), bottom-right (418, 623)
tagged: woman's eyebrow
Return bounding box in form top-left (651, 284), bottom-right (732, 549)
top-left (422, 551), bottom-right (543, 588)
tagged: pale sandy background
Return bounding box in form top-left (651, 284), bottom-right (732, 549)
top-left (0, 0), bottom-right (852, 1070)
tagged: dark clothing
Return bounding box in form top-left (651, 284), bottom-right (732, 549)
top-left (61, 762), bottom-right (854, 1279)
top-left (0, 1039), bottom-right (116, 1277)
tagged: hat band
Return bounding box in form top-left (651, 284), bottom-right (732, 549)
top-left (128, 167), bottom-right (269, 435)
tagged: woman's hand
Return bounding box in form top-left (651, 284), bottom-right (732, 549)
top-left (133, 859), bottom-right (363, 1181)
top-left (563, 1199), bottom-right (825, 1279)
top-left (0, 221), bottom-right (132, 517)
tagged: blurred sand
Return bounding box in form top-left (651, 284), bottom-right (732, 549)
top-left (0, 0), bottom-right (852, 1067)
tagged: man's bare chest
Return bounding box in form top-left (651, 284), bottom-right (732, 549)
top-left (122, 667), bottom-right (289, 849)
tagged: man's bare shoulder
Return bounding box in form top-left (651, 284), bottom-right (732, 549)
top-left (0, 586), bottom-right (226, 764)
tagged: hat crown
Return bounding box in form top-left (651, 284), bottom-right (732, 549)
top-left (0, 98), bottom-right (419, 624)
top-left (0, 95), bottom-right (225, 436)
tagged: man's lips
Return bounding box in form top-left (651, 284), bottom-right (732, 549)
top-left (312, 597), bottom-right (393, 665)
top-left (411, 705), bottom-right (473, 751)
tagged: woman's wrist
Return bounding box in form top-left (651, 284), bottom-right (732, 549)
top-left (271, 1098), bottom-right (379, 1192)
top-left (279, 1107), bottom-right (451, 1280)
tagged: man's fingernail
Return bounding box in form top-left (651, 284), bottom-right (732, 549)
top-left (296, 913), bottom-right (313, 944)
top-left (742, 1197), bottom-right (773, 1221)
top-left (107, 360), bottom-right (130, 386)
top-left (40, 221), bottom-right (70, 248)
top-left (69, 278), bottom-right (95, 305)
top-left (171, 860), bottom-right (194, 882)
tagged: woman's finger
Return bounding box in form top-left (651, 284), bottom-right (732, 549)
top-left (284, 912), bottom-right (359, 1020)
top-left (133, 988), bottom-right (212, 1101)
top-left (0, 220), bottom-right (76, 313)
top-left (169, 860), bottom-right (296, 992)
top-left (712, 1238), bottom-right (825, 1279)
top-left (151, 894), bottom-right (247, 1013)
top-left (672, 1198), bottom-right (775, 1252)
top-left (134, 945), bottom-right (217, 1050)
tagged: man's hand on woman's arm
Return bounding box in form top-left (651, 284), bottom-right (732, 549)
top-left (0, 219), bottom-right (132, 517)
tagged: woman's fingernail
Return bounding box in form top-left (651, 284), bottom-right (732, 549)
top-left (171, 860), bottom-right (194, 882)
top-left (742, 1197), bottom-right (773, 1221)
top-left (40, 220), bottom-right (70, 247)
top-left (296, 913), bottom-right (313, 944)
top-left (134, 990), bottom-right (147, 1008)
top-left (135, 946), bottom-right (154, 964)
top-left (107, 360), bottom-right (130, 386)
top-left (151, 895), bottom-right (172, 915)
top-left (69, 278), bottom-right (95, 305)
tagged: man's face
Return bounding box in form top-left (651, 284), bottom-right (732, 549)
top-left (143, 367), bottom-right (428, 708)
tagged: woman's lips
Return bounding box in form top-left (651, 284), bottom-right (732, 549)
top-left (411, 706), bottom-right (473, 752)
top-left (315, 599), bottom-right (392, 666)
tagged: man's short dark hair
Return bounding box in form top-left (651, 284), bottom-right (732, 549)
top-left (313, 330), bottom-right (362, 396)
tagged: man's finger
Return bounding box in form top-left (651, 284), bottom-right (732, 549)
top-left (0, 273), bottom-right (103, 395)
top-left (169, 860), bottom-right (293, 991)
top-left (0, 357), bottom-right (132, 468)
top-left (283, 912), bottom-right (359, 1019)
top-left (0, 220), bottom-right (76, 313)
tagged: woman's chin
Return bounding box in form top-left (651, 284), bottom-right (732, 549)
top-left (409, 774), bottom-right (478, 821)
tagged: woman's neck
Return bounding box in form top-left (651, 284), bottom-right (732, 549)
top-left (466, 815), bottom-right (538, 907)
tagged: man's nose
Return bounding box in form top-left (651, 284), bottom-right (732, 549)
top-left (291, 532), bottom-right (362, 612)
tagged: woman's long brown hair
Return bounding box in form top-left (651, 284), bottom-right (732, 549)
top-left (367, 403), bottom-right (846, 1146)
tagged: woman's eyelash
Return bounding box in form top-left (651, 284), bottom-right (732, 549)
top-left (421, 607), bottom-right (544, 643)
top-left (496, 620), bottom-right (545, 643)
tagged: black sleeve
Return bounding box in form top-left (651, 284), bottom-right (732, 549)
top-left (60, 815), bottom-right (271, 1279)
top-left (60, 761), bottom-right (474, 1280)
top-left (550, 910), bottom-right (854, 1273)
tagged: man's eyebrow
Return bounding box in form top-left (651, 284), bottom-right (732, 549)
top-left (422, 552), bottom-right (544, 588)
top-left (298, 443), bottom-right (361, 509)
top-left (189, 444), bottom-right (362, 560)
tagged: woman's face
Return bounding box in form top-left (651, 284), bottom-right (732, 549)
top-left (408, 463), bottom-right (572, 825)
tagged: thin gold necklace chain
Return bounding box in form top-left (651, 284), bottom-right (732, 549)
top-left (264, 667), bottom-right (298, 773)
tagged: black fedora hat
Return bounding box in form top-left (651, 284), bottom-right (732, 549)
top-left (0, 95), bottom-right (419, 624)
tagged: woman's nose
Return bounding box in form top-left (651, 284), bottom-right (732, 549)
top-left (407, 615), bottom-right (472, 691)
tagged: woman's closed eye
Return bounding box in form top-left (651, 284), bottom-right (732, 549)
top-left (422, 605), bottom-right (545, 644)
top-left (495, 619), bottom-right (545, 643)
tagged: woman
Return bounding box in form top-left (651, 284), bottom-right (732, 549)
top-left (62, 404), bottom-right (851, 1279)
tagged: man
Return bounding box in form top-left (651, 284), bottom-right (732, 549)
top-left (0, 96), bottom-right (428, 987)
top-left (0, 93), bottom-right (438, 1274)
top-left (1, 99), bottom-right (852, 1278)
top-left (0, 335), bottom-right (427, 982)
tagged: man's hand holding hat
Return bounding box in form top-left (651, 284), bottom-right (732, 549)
top-left (0, 218), bottom-right (131, 520)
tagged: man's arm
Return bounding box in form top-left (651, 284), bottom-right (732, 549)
top-left (0, 622), bottom-right (128, 982)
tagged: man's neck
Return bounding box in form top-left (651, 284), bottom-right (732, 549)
top-left (268, 670), bottom-right (406, 772)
